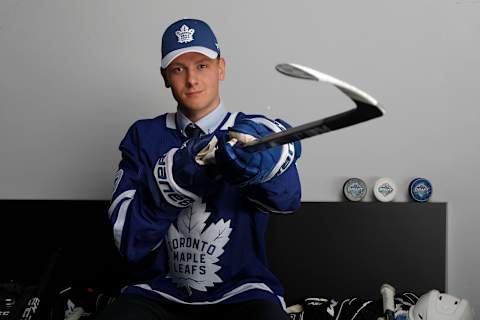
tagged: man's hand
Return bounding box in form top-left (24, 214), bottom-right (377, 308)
top-left (215, 118), bottom-right (301, 186)
top-left (172, 134), bottom-right (219, 197)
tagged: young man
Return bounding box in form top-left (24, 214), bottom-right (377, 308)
top-left (100, 18), bottom-right (301, 320)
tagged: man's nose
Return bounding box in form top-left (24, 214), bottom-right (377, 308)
top-left (186, 69), bottom-right (199, 87)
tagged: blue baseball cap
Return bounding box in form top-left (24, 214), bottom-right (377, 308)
top-left (161, 18), bottom-right (220, 69)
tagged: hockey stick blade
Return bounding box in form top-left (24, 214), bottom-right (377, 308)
top-left (242, 63), bottom-right (385, 152)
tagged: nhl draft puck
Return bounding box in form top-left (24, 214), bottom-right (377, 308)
top-left (409, 178), bottom-right (433, 202)
top-left (343, 178), bottom-right (367, 202)
top-left (373, 177), bottom-right (396, 202)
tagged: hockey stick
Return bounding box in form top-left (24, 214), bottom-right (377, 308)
top-left (380, 283), bottom-right (396, 320)
top-left (241, 63), bottom-right (385, 152)
top-left (6, 248), bottom-right (62, 320)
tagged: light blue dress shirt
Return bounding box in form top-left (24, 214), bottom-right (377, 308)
top-left (176, 101), bottom-right (228, 137)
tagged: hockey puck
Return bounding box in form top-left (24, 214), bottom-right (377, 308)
top-left (409, 178), bottom-right (433, 202)
top-left (343, 178), bottom-right (367, 202)
top-left (373, 177), bottom-right (396, 202)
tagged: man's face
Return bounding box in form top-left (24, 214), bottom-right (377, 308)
top-left (162, 52), bottom-right (225, 121)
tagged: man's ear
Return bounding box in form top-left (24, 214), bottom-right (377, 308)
top-left (218, 57), bottom-right (225, 81)
top-left (160, 68), bottom-right (170, 88)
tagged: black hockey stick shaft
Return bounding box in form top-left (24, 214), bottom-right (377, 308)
top-left (242, 101), bottom-right (381, 152)
top-left (7, 248), bottom-right (62, 320)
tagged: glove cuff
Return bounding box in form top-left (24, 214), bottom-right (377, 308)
top-left (248, 117), bottom-right (296, 182)
top-left (153, 148), bottom-right (201, 208)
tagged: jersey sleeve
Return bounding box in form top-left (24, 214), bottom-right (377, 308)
top-left (107, 122), bottom-right (183, 263)
top-left (244, 163), bottom-right (302, 214)
top-left (237, 115), bottom-right (302, 214)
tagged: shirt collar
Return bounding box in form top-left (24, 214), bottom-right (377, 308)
top-left (176, 101), bottom-right (227, 137)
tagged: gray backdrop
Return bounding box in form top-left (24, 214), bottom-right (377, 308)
top-left (1, 0), bottom-right (479, 312)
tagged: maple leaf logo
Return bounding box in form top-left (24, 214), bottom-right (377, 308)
top-left (166, 201), bottom-right (232, 295)
top-left (175, 24), bottom-right (195, 43)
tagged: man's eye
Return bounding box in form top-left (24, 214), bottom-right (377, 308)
top-left (198, 64), bottom-right (208, 69)
top-left (171, 67), bottom-right (183, 73)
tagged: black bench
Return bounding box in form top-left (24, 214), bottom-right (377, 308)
top-left (0, 200), bottom-right (446, 305)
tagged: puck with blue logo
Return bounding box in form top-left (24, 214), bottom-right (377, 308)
top-left (409, 178), bottom-right (433, 202)
top-left (373, 177), bottom-right (397, 202)
top-left (343, 178), bottom-right (367, 202)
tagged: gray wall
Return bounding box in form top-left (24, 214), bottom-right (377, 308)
top-left (1, 0), bottom-right (479, 312)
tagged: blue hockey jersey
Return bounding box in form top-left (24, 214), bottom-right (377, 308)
top-left (108, 111), bottom-right (301, 308)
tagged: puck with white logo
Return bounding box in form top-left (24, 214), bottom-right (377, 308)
top-left (343, 178), bottom-right (367, 202)
top-left (373, 177), bottom-right (397, 202)
top-left (409, 178), bottom-right (433, 202)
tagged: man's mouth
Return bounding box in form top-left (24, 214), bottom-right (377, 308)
top-left (186, 90), bottom-right (203, 97)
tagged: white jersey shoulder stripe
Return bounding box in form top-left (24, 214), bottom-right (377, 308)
top-left (220, 112), bottom-right (238, 130)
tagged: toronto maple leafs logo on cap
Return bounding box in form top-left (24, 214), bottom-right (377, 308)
top-left (175, 24), bottom-right (195, 43)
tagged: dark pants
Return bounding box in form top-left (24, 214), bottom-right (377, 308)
top-left (94, 294), bottom-right (290, 320)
